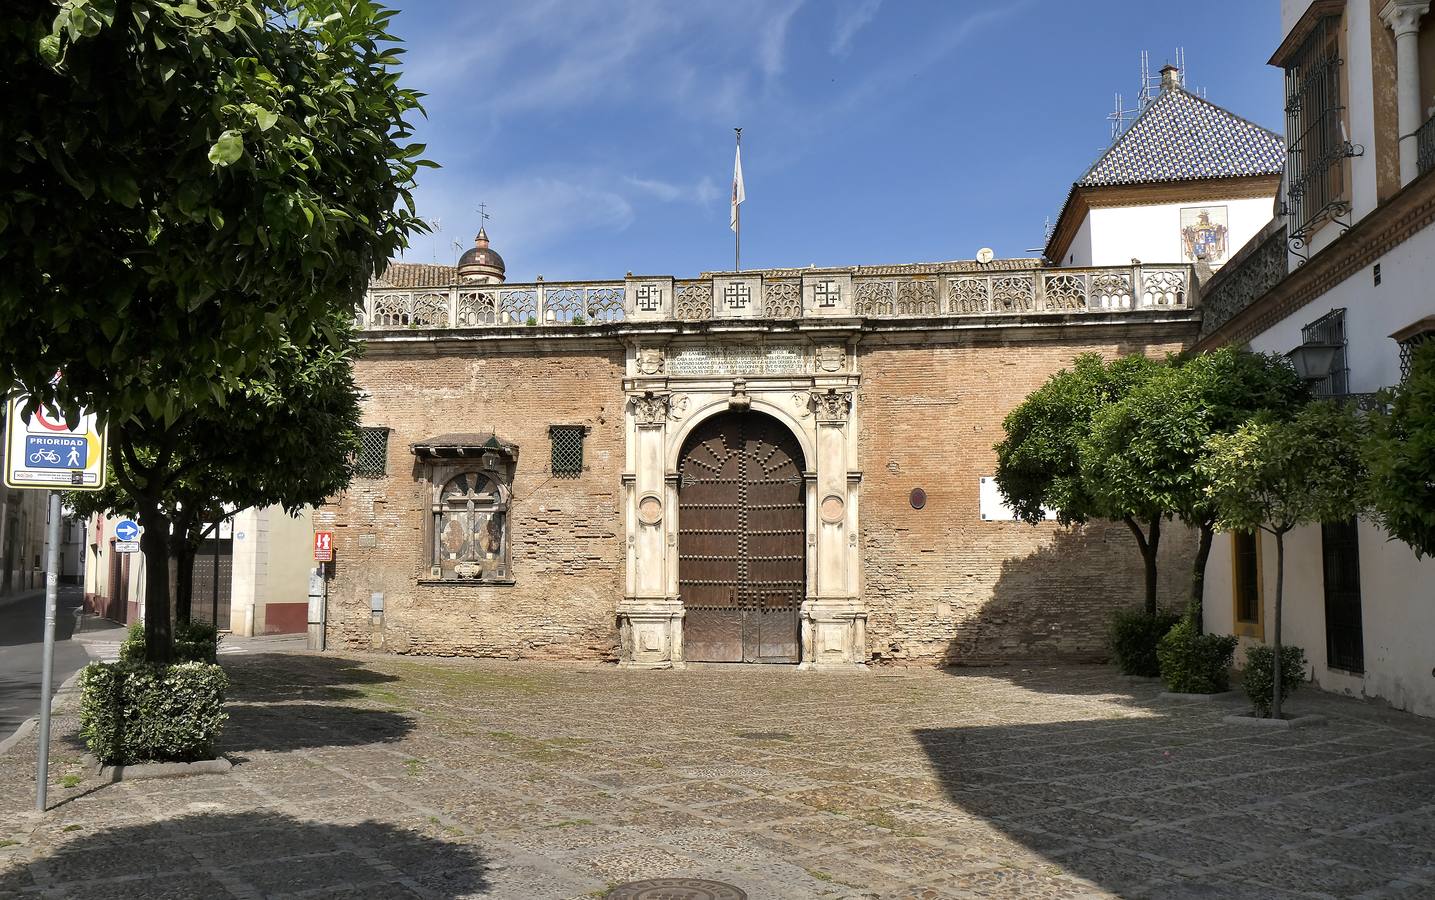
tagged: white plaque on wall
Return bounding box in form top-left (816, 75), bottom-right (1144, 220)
top-left (979, 476), bottom-right (1057, 522)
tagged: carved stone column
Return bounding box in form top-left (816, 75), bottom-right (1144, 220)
top-left (800, 387), bottom-right (867, 670)
top-left (1382, 0), bottom-right (1432, 184)
top-left (618, 390), bottom-right (684, 668)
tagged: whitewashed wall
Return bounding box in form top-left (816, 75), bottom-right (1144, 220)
top-left (1204, 224), bottom-right (1435, 718)
top-left (1068, 196), bottom-right (1276, 269)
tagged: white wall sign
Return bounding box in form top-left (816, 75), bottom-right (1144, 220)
top-left (979, 476), bottom-right (1057, 522)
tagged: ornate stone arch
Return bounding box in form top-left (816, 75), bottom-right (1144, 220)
top-left (664, 395), bottom-right (816, 474)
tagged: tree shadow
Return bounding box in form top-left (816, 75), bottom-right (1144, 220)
top-left (222, 701), bottom-right (417, 754)
top-left (0, 811), bottom-right (489, 898)
top-left (912, 713), bottom-right (1435, 898)
top-left (935, 523), bottom-right (1194, 693)
top-left (222, 652), bottom-right (403, 703)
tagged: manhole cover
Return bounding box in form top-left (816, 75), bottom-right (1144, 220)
top-left (605, 878), bottom-right (747, 900)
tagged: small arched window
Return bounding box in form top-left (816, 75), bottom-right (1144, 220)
top-left (432, 472), bottom-right (510, 581)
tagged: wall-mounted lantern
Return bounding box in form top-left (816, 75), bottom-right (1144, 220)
top-left (1286, 342), bottom-right (1341, 382)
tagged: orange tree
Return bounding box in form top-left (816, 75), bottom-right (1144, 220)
top-left (2, 0), bottom-right (429, 661)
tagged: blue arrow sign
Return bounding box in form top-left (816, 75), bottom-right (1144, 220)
top-left (114, 519), bottom-right (140, 542)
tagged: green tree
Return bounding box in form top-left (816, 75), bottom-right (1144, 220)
top-left (1200, 402), bottom-right (1366, 718)
top-left (994, 352), bottom-right (1164, 612)
top-left (1082, 349), bottom-right (1309, 622)
top-left (2, 1), bottom-right (428, 660)
top-left (66, 313), bottom-right (363, 623)
top-left (1365, 340), bottom-right (1435, 557)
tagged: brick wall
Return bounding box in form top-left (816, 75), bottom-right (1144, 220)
top-left (857, 326), bottom-right (1197, 666)
top-left (324, 341), bottom-right (627, 659)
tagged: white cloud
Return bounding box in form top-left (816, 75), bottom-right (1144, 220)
top-left (830, 0), bottom-right (882, 56)
top-left (624, 175), bottom-right (721, 207)
top-left (758, 1), bottom-right (805, 77)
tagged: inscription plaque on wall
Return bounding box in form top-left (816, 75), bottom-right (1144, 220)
top-left (979, 476), bottom-right (1056, 521)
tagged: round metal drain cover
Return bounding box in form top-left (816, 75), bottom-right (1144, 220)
top-left (605, 878), bottom-right (747, 900)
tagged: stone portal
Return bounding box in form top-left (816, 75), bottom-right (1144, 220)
top-left (677, 410), bottom-right (805, 663)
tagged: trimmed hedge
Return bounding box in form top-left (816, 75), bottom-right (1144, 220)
top-left (1242, 644), bottom-right (1307, 717)
top-left (118, 620), bottom-right (220, 664)
top-left (1157, 619), bottom-right (1237, 694)
top-left (1108, 608), bottom-right (1181, 677)
top-left (78, 661), bottom-right (228, 765)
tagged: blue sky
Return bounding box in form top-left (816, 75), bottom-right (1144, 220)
top-left (390, 1), bottom-right (1284, 281)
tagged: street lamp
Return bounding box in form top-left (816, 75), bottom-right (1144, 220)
top-left (1287, 341), bottom-right (1341, 382)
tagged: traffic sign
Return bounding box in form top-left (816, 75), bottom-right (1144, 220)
top-left (314, 531), bottom-right (334, 562)
top-left (4, 395), bottom-right (107, 490)
top-left (113, 519), bottom-right (140, 542)
top-left (114, 541), bottom-right (140, 554)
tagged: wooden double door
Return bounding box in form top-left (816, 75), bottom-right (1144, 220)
top-left (678, 411), bottom-right (805, 663)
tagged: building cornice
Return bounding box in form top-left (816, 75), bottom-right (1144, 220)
top-left (1269, 0), bottom-right (1345, 67)
top-left (359, 310), bottom-right (1200, 358)
top-left (1195, 166), bottom-right (1435, 351)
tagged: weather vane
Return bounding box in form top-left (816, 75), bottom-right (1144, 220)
top-left (477, 202), bottom-right (490, 228)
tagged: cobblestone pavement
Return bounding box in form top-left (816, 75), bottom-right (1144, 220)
top-left (2, 654), bottom-right (1434, 899)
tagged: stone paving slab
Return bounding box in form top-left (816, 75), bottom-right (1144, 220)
top-left (2, 654), bottom-right (1435, 898)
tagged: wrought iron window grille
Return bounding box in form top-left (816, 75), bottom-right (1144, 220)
top-left (356, 427), bottom-right (390, 477)
top-left (1301, 308), bottom-right (1348, 398)
top-left (1418, 112), bottom-right (1435, 178)
top-left (1398, 331), bottom-right (1433, 382)
top-left (549, 425), bottom-right (587, 477)
top-left (1321, 517), bottom-right (1364, 673)
top-left (1283, 15), bottom-right (1361, 248)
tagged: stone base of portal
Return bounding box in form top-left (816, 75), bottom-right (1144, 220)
top-left (797, 598), bottom-right (868, 670)
top-left (617, 597), bottom-right (685, 669)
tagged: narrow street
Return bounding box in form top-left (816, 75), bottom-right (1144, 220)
top-left (0, 586), bottom-right (92, 744)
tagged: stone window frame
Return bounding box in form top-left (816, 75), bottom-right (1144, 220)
top-left (1231, 530), bottom-right (1264, 640)
top-left (426, 464), bottom-right (514, 585)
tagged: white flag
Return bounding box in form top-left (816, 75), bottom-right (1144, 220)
top-left (730, 144), bottom-right (745, 232)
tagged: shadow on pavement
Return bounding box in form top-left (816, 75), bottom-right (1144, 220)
top-left (222, 701), bottom-right (417, 754)
top-left (223, 652), bottom-right (403, 703)
top-left (912, 712), bottom-right (1435, 898)
top-left (0, 811), bottom-right (489, 898)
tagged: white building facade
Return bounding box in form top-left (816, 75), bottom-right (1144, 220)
top-left (1199, 0), bottom-right (1435, 716)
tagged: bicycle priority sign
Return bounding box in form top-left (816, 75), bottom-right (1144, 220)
top-left (4, 394), bottom-right (108, 490)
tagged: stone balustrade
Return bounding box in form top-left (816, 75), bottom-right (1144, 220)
top-left (358, 263), bottom-right (1195, 330)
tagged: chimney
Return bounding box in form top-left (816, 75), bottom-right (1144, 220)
top-left (1160, 64), bottom-right (1180, 92)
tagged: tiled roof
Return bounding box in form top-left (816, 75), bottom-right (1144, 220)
top-left (372, 262), bottom-right (459, 289)
top-left (1077, 87), bottom-right (1285, 187)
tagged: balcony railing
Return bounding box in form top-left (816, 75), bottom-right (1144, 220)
top-left (1418, 111), bottom-right (1435, 177)
top-left (357, 264), bottom-right (1194, 330)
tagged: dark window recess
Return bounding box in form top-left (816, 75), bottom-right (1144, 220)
top-left (1283, 14), bottom-right (1352, 238)
top-left (1321, 517), bottom-right (1364, 673)
top-left (1233, 531), bottom-right (1261, 624)
top-left (356, 427), bottom-right (390, 476)
top-left (550, 425), bottom-right (586, 477)
top-left (1372, 263), bottom-right (1381, 286)
top-left (1302, 308), bottom-right (1348, 397)
top-left (1398, 331), bottom-right (1433, 382)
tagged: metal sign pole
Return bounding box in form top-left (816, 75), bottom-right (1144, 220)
top-left (35, 490), bottom-right (61, 812)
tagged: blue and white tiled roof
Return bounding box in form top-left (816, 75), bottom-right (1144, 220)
top-left (1077, 87), bottom-right (1285, 187)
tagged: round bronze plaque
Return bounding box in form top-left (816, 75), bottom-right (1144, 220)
top-left (910, 487), bottom-right (927, 510)
top-left (606, 878), bottom-right (747, 900)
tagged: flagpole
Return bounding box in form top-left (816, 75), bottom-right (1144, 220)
top-left (734, 128), bottom-right (742, 272)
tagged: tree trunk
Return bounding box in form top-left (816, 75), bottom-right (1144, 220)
top-left (1190, 523), bottom-right (1214, 631)
top-left (138, 504), bottom-right (174, 665)
top-left (1271, 529), bottom-right (1285, 720)
top-left (1123, 515), bottom-right (1162, 615)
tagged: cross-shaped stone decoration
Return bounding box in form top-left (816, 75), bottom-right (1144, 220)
top-left (724, 282), bottom-right (750, 310)
top-left (814, 279), bottom-right (840, 308)
top-left (635, 285), bottom-right (661, 312)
